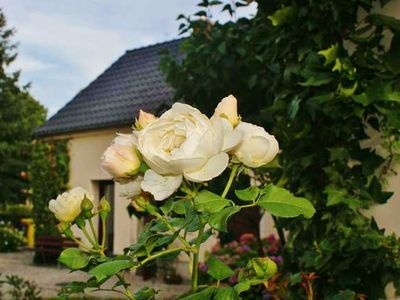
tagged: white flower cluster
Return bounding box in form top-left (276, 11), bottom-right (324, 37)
top-left (101, 95), bottom-right (279, 201)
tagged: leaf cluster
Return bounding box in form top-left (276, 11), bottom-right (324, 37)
top-left (161, 0), bottom-right (400, 297)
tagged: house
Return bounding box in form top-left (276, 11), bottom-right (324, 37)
top-left (34, 39), bottom-right (183, 254)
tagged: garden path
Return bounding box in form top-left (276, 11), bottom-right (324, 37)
top-left (0, 250), bottom-right (189, 299)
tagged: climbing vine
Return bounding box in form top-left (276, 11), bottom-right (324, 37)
top-left (30, 139), bottom-right (69, 237)
top-left (161, 0), bottom-right (400, 298)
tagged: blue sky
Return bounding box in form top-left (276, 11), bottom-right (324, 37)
top-left (1, 0), bottom-right (256, 117)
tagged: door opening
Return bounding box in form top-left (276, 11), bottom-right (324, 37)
top-left (98, 181), bottom-right (114, 255)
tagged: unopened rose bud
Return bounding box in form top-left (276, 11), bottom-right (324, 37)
top-left (99, 197), bottom-right (111, 219)
top-left (131, 193), bottom-right (152, 212)
top-left (213, 95), bottom-right (240, 126)
top-left (101, 134), bottom-right (141, 181)
top-left (135, 110), bottom-right (157, 130)
top-left (81, 195), bottom-right (94, 211)
top-left (249, 257), bottom-right (278, 279)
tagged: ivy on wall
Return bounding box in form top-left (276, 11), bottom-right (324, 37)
top-left (161, 0), bottom-right (400, 298)
top-left (29, 139), bottom-right (69, 237)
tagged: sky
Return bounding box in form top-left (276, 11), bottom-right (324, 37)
top-left (0, 0), bottom-right (256, 117)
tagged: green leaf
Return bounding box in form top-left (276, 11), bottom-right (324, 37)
top-left (89, 259), bottom-right (134, 281)
top-left (299, 76), bottom-right (332, 87)
top-left (338, 82), bottom-right (358, 97)
top-left (325, 187), bottom-right (363, 210)
top-left (268, 5), bottom-right (297, 26)
top-left (208, 206), bottom-right (241, 231)
top-left (58, 248), bottom-right (91, 270)
top-left (134, 287), bottom-right (157, 300)
top-left (214, 287), bottom-right (240, 300)
top-left (235, 186), bottom-right (260, 202)
top-left (385, 34), bottom-right (400, 74)
top-left (318, 44), bottom-right (338, 66)
top-left (178, 287), bottom-right (216, 300)
top-left (207, 256), bottom-right (234, 280)
top-left (194, 190), bottom-right (230, 213)
top-left (258, 185), bottom-right (315, 218)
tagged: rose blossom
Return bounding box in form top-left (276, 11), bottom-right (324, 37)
top-left (49, 187), bottom-right (93, 223)
top-left (233, 122), bottom-right (279, 168)
top-left (101, 134), bottom-right (141, 180)
top-left (136, 103), bottom-right (239, 200)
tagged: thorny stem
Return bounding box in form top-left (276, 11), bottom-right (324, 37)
top-left (221, 164), bottom-right (239, 198)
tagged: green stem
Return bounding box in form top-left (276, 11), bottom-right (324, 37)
top-left (70, 236), bottom-right (94, 253)
top-left (221, 164), bottom-right (239, 198)
top-left (81, 225), bottom-right (97, 248)
top-left (191, 225), bottom-right (205, 292)
top-left (137, 247), bottom-right (187, 267)
top-left (101, 216), bottom-right (107, 252)
top-left (153, 212), bottom-right (194, 251)
top-left (89, 218), bottom-right (98, 246)
top-left (116, 273), bottom-right (135, 300)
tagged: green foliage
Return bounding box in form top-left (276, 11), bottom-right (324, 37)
top-left (206, 255), bottom-right (234, 280)
top-left (58, 248), bottom-right (91, 269)
top-left (161, 0), bottom-right (400, 297)
top-left (0, 273), bottom-right (41, 300)
top-left (0, 9), bottom-right (46, 205)
top-left (0, 221), bottom-right (25, 252)
top-left (29, 139), bottom-right (69, 237)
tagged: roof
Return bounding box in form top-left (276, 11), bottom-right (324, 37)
top-left (34, 38), bottom-right (183, 137)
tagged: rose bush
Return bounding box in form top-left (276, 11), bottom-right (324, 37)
top-left (49, 96), bottom-right (315, 300)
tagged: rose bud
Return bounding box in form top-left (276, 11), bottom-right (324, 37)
top-left (101, 134), bottom-right (141, 180)
top-left (233, 122), bottom-right (279, 168)
top-left (213, 95), bottom-right (240, 127)
top-left (49, 187), bottom-right (94, 223)
top-left (135, 109), bottom-right (157, 130)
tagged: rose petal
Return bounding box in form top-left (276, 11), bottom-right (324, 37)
top-left (219, 118), bottom-right (243, 152)
top-left (184, 152), bottom-right (229, 182)
top-left (141, 170), bottom-right (182, 201)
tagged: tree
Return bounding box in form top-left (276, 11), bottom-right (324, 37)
top-left (0, 9), bottom-right (46, 205)
top-left (161, 0), bottom-right (400, 298)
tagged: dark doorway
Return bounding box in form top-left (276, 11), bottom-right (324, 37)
top-left (98, 181), bottom-right (114, 255)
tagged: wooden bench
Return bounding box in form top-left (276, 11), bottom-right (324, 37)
top-left (35, 235), bottom-right (79, 264)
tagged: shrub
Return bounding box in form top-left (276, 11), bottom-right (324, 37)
top-left (0, 273), bottom-right (41, 300)
top-left (0, 221), bottom-right (25, 252)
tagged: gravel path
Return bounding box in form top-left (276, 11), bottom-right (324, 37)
top-left (0, 250), bottom-right (189, 299)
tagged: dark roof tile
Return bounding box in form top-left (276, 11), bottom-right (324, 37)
top-left (34, 38), bottom-right (182, 137)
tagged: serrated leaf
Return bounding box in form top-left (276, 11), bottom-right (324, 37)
top-left (207, 256), bottom-right (234, 280)
top-left (235, 186), bottom-right (260, 201)
top-left (208, 206), bottom-right (241, 231)
top-left (89, 260), bottom-right (134, 281)
top-left (58, 248), bottom-right (91, 270)
top-left (179, 287), bottom-right (216, 299)
top-left (268, 5), bottom-right (297, 26)
top-left (318, 44), bottom-right (338, 66)
top-left (258, 185), bottom-right (315, 218)
top-left (194, 190), bottom-right (230, 213)
top-left (214, 287), bottom-right (240, 300)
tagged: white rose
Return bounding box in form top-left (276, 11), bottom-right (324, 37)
top-left (49, 187), bottom-right (94, 223)
top-left (120, 176), bottom-right (143, 199)
top-left (101, 134), bottom-right (141, 180)
top-left (135, 110), bottom-right (158, 130)
top-left (213, 95), bottom-right (240, 126)
top-left (136, 103), bottom-right (238, 200)
top-left (233, 122), bottom-right (279, 168)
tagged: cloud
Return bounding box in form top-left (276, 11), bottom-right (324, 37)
top-left (12, 54), bottom-right (54, 73)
